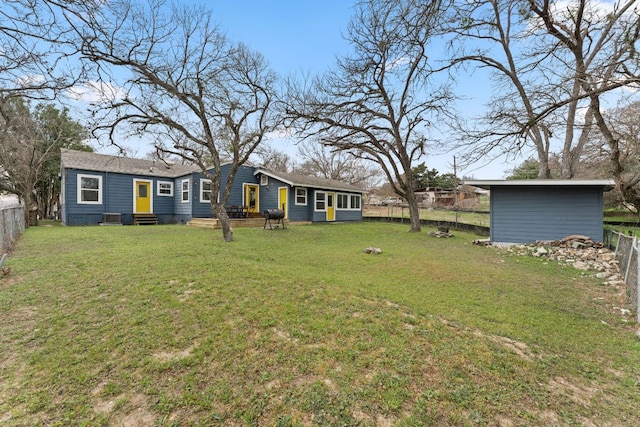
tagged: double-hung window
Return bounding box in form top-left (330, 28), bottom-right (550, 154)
top-left (77, 174), bottom-right (102, 204)
top-left (181, 179), bottom-right (190, 203)
top-left (315, 192), bottom-right (326, 211)
top-left (295, 187), bottom-right (307, 205)
top-left (200, 179), bottom-right (212, 202)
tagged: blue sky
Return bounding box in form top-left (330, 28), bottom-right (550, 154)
top-left (206, 1), bottom-right (510, 179)
top-left (210, 1), bottom-right (354, 77)
top-left (78, 1), bottom-right (512, 179)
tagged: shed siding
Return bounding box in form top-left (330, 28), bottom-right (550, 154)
top-left (490, 186), bottom-right (604, 243)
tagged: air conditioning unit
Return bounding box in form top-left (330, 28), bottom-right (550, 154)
top-left (102, 213), bottom-right (122, 225)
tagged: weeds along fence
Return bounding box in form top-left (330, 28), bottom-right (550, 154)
top-left (604, 229), bottom-right (639, 323)
top-left (1, 202), bottom-right (26, 253)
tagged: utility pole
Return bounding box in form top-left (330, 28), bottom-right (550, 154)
top-left (454, 156), bottom-right (459, 227)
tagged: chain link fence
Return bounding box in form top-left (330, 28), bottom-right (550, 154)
top-left (604, 229), bottom-right (639, 323)
top-left (1, 200), bottom-right (26, 253)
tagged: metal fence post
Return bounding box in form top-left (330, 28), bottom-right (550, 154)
top-left (623, 236), bottom-right (635, 283)
top-left (635, 238), bottom-right (640, 324)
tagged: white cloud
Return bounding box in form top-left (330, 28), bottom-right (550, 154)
top-left (66, 80), bottom-right (126, 103)
top-left (13, 74), bottom-right (47, 88)
top-left (385, 56), bottom-right (411, 72)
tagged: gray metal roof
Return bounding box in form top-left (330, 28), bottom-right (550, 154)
top-left (60, 148), bottom-right (199, 178)
top-left (465, 179), bottom-right (615, 190)
top-left (256, 169), bottom-right (365, 193)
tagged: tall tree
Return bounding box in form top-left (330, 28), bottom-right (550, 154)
top-left (446, 0), bottom-right (639, 179)
top-left (66, 0), bottom-right (278, 241)
top-left (528, 0), bottom-right (640, 212)
top-left (33, 104), bottom-right (91, 219)
top-left (1, 0), bottom-right (88, 226)
top-left (411, 163), bottom-right (437, 189)
top-left (296, 139), bottom-right (382, 189)
top-left (0, 98), bottom-right (41, 223)
top-left (582, 100), bottom-right (640, 213)
top-left (1, 0), bottom-right (82, 103)
top-left (506, 158), bottom-right (541, 180)
top-left (253, 145), bottom-right (293, 173)
top-left (0, 99), bottom-right (87, 224)
top-left (284, 0), bottom-right (452, 232)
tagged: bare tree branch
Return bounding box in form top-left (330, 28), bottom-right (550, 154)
top-left (283, 0), bottom-right (452, 232)
top-left (64, 0), bottom-right (278, 241)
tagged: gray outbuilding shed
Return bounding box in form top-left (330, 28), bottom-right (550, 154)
top-left (464, 179), bottom-right (614, 244)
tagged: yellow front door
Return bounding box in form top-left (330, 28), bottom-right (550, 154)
top-left (244, 184), bottom-right (259, 213)
top-left (278, 187), bottom-right (288, 218)
top-left (326, 192), bottom-right (335, 221)
top-left (135, 181), bottom-right (151, 213)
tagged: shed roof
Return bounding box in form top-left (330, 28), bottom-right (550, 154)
top-left (465, 179), bottom-right (615, 190)
top-left (61, 148), bottom-right (200, 178)
top-left (256, 169), bottom-right (364, 193)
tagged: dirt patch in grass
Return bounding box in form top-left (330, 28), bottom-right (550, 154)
top-left (152, 342), bottom-right (199, 362)
top-left (112, 393), bottom-right (155, 427)
top-left (547, 376), bottom-right (598, 407)
top-left (440, 317), bottom-right (538, 361)
top-left (92, 381), bottom-right (155, 426)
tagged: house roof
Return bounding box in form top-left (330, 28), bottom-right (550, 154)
top-left (60, 148), bottom-right (200, 178)
top-left (256, 169), bottom-right (364, 193)
top-left (465, 179), bottom-right (615, 190)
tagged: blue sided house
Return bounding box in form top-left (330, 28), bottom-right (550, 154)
top-left (60, 149), bottom-right (364, 226)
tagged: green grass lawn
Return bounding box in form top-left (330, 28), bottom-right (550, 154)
top-left (1, 222), bottom-right (639, 426)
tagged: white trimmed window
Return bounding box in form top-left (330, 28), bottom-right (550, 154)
top-left (260, 175), bottom-right (269, 186)
top-left (200, 179), bottom-right (212, 202)
top-left (350, 194), bottom-right (361, 210)
top-left (315, 191), bottom-right (326, 211)
top-left (77, 174), bottom-right (102, 204)
top-left (157, 181), bottom-right (173, 196)
top-left (181, 179), bottom-right (190, 203)
top-left (295, 187), bottom-right (307, 205)
top-left (337, 193), bottom-right (349, 209)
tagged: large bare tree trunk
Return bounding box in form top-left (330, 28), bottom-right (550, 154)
top-left (212, 203), bottom-right (233, 242)
top-left (404, 191), bottom-right (422, 232)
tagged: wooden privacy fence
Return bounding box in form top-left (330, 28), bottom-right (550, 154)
top-left (604, 229), bottom-right (639, 323)
top-left (0, 202), bottom-right (25, 253)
